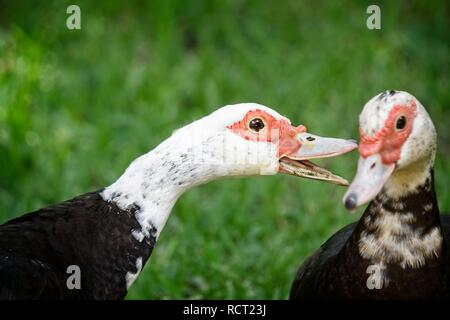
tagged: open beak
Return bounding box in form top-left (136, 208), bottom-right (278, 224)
top-left (278, 132), bottom-right (358, 186)
top-left (342, 154), bottom-right (395, 211)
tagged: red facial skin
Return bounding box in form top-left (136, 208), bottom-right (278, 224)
top-left (359, 100), bottom-right (417, 165)
top-left (227, 110), bottom-right (307, 157)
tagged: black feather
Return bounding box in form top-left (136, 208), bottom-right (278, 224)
top-left (0, 190), bottom-right (155, 300)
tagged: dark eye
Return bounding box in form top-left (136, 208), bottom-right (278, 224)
top-left (249, 118), bottom-right (265, 132)
top-left (396, 116), bottom-right (407, 130)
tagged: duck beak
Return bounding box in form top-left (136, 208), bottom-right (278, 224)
top-left (278, 133), bottom-right (358, 186)
top-left (342, 154), bottom-right (395, 211)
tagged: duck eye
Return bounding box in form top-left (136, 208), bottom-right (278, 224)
top-left (249, 118), bottom-right (265, 132)
top-left (396, 116), bottom-right (407, 130)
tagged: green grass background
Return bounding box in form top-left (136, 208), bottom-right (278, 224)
top-left (0, 0), bottom-right (449, 299)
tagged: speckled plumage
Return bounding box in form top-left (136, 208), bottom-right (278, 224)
top-left (290, 171), bottom-right (450, 299)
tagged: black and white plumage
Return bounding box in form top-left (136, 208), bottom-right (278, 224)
top-left (290, 91), bottom-right (450, 299)
top-left (0, 191), bottom-right (154, 299)
top-left (0, 103), bottom-right (356, 299)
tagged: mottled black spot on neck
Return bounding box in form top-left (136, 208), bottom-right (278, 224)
top-left (345, 169), bottom-right (443, 259)
top-left (365, 169), bottom-right (439, 232)
top-left (110, 192), bottom-right (122, 201)
top-left (129, 203), bottom-right (142, 215)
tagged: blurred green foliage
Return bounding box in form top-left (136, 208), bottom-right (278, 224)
top-left (0, 0), bottom-right (449, 299)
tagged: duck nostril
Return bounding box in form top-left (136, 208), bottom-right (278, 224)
top-left (306, 136), bottom-right (315, 142)
top-left (344, 193), bottom-right (358, 210)
top-left (370, 162), bottom-right (376, 169)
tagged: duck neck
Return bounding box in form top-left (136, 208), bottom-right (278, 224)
top-left (352, 167), bottom-right (443, 269)
top-left (100, 131), bottom-right (226, 241)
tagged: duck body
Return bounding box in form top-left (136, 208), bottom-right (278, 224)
top-left (291, 171), bottom-right (450, 299)
top-left (0, 191), bottom-right (155, 299)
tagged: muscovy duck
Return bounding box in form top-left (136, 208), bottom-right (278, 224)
top-left (290, 91), bottom-right (450, 299)
top-left (0, 103), bottom-right (356, 299)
